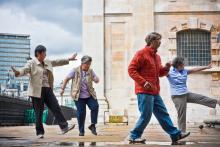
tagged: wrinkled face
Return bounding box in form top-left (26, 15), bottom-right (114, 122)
top-left (151, 38), bottom-right (161, 51)
top-left (81, 62), bottom-right (91, 71)
top-left (37, 51), bottom-right (46, 61)
top-left (177, 63), bottom-right (185, 71)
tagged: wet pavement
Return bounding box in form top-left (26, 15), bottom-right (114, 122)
top-left (0, 124), bottom-right (220, 146)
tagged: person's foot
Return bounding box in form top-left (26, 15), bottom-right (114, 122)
top-left (61, 124), bottom-right (75, 134)
top-left (88, 124), bottom-right (97, 135)
top-left (171, 141), bottom-right (186, 145)
top-left (172, 132), bottom-right (190, 143)
top-left (79, 132), bottom-right (85, 136)
top-left (128, 137), bottom-right (146, 143)
top-left (37, 134), bottom-right (44, 139)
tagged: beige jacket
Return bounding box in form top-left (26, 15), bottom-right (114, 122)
top-left (71, 66), bottom-right (97, 101)
top-left (17, 58), bottom-right (69, 98)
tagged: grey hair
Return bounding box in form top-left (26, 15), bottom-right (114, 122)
top-left (145, 32), bottom-right (162, 46)
top-left (172, 57), bottom-right (185, 68)
top-left (81, 55), bottom-right (92, 64)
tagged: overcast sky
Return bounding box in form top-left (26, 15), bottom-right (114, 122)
top-left (0, 0), bottom-right (83, 85)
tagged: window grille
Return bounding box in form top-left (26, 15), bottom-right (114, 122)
top-left (177, 29), bottom-right (211, 66)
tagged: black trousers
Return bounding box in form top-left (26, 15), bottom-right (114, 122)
top-left (31, 87), bottom-right (68, 135)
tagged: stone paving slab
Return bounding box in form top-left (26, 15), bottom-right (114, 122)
top-left (0, 124), bottom-right (220, 147)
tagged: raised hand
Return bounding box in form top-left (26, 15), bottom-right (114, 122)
top-left (11, 66), bottom-right (20, 77)
top-left (68, 53), bottom-right (77, 61)
top-left (206, 63), bottom-right (212, 69)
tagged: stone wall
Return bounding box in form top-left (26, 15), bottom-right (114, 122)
top-left (83, 0), bottom-right (220, 124)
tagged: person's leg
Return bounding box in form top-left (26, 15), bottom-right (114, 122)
top-left (31, 96), bottom-right (44, 136)
top-left (187, 92), bottom-right (217, 108)
top-left (74, 98), bottom-right (87, 134)
top-left (153, 95), bottom-right (181, 140)
top-left (43, 88), bottom-right (68, 130)
top-left (86, 97), bottom-right (99, 125)
top-left (86, 97), bottom-right (99, 135)
top-left (130, 94), bottom-right (154, 140)
top-left (171, 94), bottom-right (187, 132)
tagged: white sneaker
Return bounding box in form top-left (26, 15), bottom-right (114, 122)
top-left (37, 134), bottom-right (44, 139)
top-left (129, 137), bottom-right (146, 142)
top-left (61, 124), bottom-right (75, 134)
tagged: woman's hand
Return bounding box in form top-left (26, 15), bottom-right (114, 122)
top-left (60, 89), bottom-right (65, 96)
top-left (206, 63), bottom-right (212, 69)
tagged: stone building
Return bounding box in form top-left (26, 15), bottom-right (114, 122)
top-left (82, 0), bottom-right (220, 124)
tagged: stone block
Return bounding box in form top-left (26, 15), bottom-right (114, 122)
top-left (212, 43), bottom-right (220, 49)
top-left (212, 55), bottom-right (220, 61)
top-left (211, 73), bottom-right (220, 81)
top-left (188, 17), bottom-right (198, 29)
top-left (181, 23), bottom-right (188, 30)
top-left (168, 32), bottom-right (176, 39)
top-left (210, 87), bottom-right (220, 96)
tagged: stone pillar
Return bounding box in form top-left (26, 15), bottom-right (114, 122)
top-left (128, 0), bottom-right (155, 123)
top-left (83, 0), bottom-right (108, 123)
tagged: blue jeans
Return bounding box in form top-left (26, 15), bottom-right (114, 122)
top-left (74, 96), bottom-right (99, 133)
top-left (130, 94), bottom-right (181, 140)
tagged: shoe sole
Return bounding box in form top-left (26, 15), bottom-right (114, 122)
top-left (62, 124), bottom-right (75, 134)
top-left (88, 126), bottom-right (97, 135)
top-left (129, 139), bottom-right (146, 144)
top-left (177, 132), bottom-right (190, 141)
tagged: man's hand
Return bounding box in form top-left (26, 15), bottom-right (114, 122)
top-left (164, 62), bottom-right (172, 71)
top-left (68, 53), bottom-right (77, 61)
top-left (11, 66), bottom-right (20, 77)
top-left (143, 81), bottom-right (154, 90)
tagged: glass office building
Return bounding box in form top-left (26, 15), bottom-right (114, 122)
top-left (0, 33), bottom-right (30, 92)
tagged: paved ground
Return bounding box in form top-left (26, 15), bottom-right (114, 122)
top-left (0, 124), bottom-right (220, 147)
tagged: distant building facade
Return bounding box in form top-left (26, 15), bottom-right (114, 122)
top-left (0, 33), bottom-right (30, 97)
top-left (83, 0), bottom-right (220, 123)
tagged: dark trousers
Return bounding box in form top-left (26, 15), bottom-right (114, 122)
top-left (31, 87), bottom-right (68, 135)
top-left (74, 96), bottom-right (99, 133)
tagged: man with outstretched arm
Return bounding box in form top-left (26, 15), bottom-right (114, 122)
top-left (11, 45), bottom-right (77, 138)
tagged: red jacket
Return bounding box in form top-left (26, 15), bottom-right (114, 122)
top-left (128, 46), bottom-right (169, 95)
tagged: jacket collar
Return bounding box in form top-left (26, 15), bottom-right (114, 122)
top-left (34, 58), bottom-right (48, 66)
top-left (144, 45), bottom-right (156, 56)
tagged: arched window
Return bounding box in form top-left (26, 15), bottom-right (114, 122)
top-left (177, 29), bottom-right (211, 66)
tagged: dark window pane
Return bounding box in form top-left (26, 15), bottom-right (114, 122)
top-left (177, 29), bottom-right (211, 66)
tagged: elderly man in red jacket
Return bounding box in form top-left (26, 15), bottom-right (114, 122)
top-left (128, 32), bottom-right (190, 145)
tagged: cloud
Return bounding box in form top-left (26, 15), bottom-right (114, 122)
top-left (0, 0), bottom-right (82, 55)
top-left (0, 1), bottom-right (82, 85)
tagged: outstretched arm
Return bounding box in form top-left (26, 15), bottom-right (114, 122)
top-left (60, 69), bottom-right (75, 96)
top-left (11, 60), bottom-right (32, 77)
top-left (51, 53), bottom-right (77, 67)
top-left (159, 57), bottom-right (171, 77)
top-left (188, 63), bottom-right (212, 74)
top-left (60, 77), bottom-right (72, 96)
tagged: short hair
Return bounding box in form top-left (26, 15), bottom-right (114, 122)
top-left (81, 55), bottom-right (92, 64)
top-left (172, 57), bottom-right (185, 68)
top-left (145, 32), bottom-right (162, 46)
top-left (35, 45), bottom-right (46, 57)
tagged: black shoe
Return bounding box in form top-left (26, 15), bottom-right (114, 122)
top-left (88, 124), bottom-right (97, 135)
top-left (61, 124), bottom-right (75, 134)
top-left (172, 132), bottom-right (190, 143)
top-left (79, 132), bottom-right (84, 136)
